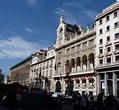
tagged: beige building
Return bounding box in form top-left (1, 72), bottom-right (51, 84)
top-left (54, 15), bottom-right (96, 95)
top-left (29, 46), bottom-right (56, 92)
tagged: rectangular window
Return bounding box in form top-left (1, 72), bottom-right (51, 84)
top-left (107, 47), bottom-right (110, 52)
top-left (82, 42), bottom-right (87, 49)
top-left (99, 29), bottom-right (102, 34)
top-left (115, 56), bottom-right (119, 61)
top-left (99, 48), bottom-right (103, 54)
top-left (107, 57), bottom-right (111, 63)
top-left (76, 44), bottom-right (80, 51)
top-left (114, 11), bottom-right (117, 18)
top-left (71, 46), bottom-right (75, 53)
top-left (89, 39), bottom-right (94, 47)
top-left (115, 33), bottom-right (119, 39)
top-left (99, 59), bottom-right (103, 64)
top-left (115, 44), bottom-right (119, 50)
top-left (106, 16), bottom-right (110, 22)
top-left (106, 26), bottom-right (110, 31)
top-left (99, 39), bottom-right (103, 44)
top-left (99, 19), bottom-right (102, 25)
top-left (114, 22), bottom-right (119, 28)
top-left (107, 36), bottom-right (110, 42)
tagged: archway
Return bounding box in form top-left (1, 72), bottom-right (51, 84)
top-left (55, 81), bottom-right (61, 92)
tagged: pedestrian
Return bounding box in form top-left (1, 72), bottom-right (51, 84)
top-left (89, 96), bottom-right (96, 110)
top-left (42, 91), bottom-right (48, 110)
top-left (94, 93), bottom-right (104, 110)
top-left (80, 94), bottom-right (87, 110)
top-left (6, 87), bottom-right (17, 110)
top-left (103, 94), bottom-right (118, 110)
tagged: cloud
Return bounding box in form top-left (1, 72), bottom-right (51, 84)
top-left (55, 1), bottom-right (98, 26)
top-left (84, 10), bottom-right (98, 21)
top-left (25, 27), bottom-right (34, 33)
top-left (55, 8), bottom-right (80, 25)
top-left (25, 0), bottom-right (40, 7)
top-left (0, 37), bottom-right (46, 59)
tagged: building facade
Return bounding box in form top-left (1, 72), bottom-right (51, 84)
top-left (9, 54), bottom-right (33, 86)
top-left (54, 15), bottom-right (96, 95)
top-left (29, 47), bottom-right (56, 92)
top-left (95, 1), bottom-right (119, 96)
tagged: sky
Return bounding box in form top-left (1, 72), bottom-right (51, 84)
top-left (0, 0), bottom-right (116, 76)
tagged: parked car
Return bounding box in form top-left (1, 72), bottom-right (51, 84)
top-left (48, 92), bottom-right (62, 108)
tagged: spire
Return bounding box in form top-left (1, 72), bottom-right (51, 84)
top-left (60, 14), bottom-right (64, 23)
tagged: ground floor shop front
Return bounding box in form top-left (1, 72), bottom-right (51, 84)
top-left (96, 65), bottom-right (119, 97)
top-left (54, 71), bottom-right (96, 96)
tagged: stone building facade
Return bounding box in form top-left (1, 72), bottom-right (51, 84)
top-left (95, 1), bottom-right (119, 97)
top-left (54, 15), bottom-right (96, 95)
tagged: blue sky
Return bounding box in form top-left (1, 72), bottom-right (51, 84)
top-left (0, 0), bottom-right (116, 76)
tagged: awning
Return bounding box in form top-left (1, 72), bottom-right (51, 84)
top-left (75, 78), bottom-right (79, 81)
top-left (88, 77), bottom-right (94, 81)
top-left (81, 77), bottom-right (86, 81)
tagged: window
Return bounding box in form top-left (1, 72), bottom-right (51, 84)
top-left (107, 36), bottom-right (110, 42)
top-left (114, 11), bottom-right (117, 18)
top-left (99, 19), bottom-right (102, 25)
top-left (115, 33), bottom-right (119, 39)
top-left (71, 46), bottom-right (75, 53)
top-left (76, 44), bottom-right (80, 51)
top-left (99, 59), bottom-right (103, 64)
top-left (66, 48), bottom-right (70, 55)
top-left (106, 26), bottom-right (110, 31)
top-left (107, 47), bottom-right (110, 52)
top-left (99, 48), bottom-right (103, 54)
top-left (115, 56), bottom-right (119, 61)
top-left (115, 44), bottom-right (119, 50)
top-left (99, 29), bottom-right (102, 34)
top-left (106, 16), bottom-right (110, 21)
top-left (114, 22), bottom-right (119, 28)
top-left (108, 73), bottom-right (112, 79)
top-left (100, 74), bottom-right (104, 79)
top-left (89, 39), bottom-right (94, 47)
top-left (82, 42), bottom-right (87, 49)
top-left (107, 57), bottom-right (111, 63)
top-left (99, 39), bottom-right (103, 44)
top-left (58, 51), bottom-right (62, 57)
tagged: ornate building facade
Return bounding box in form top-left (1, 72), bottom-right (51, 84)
top-left (54, 15), bottom-right (96, 95)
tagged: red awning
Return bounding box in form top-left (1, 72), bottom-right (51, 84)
top-left (88, 77), bottom-right (94, 81)
top-left (81, 77), bottom-right (86, 81)
top-left (75, 78), bottom-right (79, 81)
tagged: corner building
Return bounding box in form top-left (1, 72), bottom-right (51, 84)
top-left (95, 1), bottom-right (119, 96)
top-left (54, 15), bottom-right (96, 96)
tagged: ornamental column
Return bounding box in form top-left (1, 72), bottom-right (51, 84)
top-left (80, 58), bottom-right (83, 71)
top-left (87, 58), bottom-right (89, 71)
